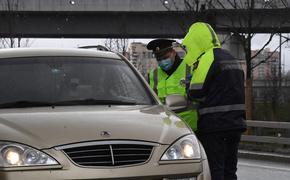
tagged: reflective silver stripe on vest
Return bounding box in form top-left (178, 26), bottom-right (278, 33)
top-left (199, 104), bottom-right (245, 115)
top-left (206, 23), bottom-right (218, 47)
top-left (153, 69), bottom-right (158, 94)
top-left (190, 83), bottom-right (203, 90)
top-left (220, 61), bottom-right (243, 71)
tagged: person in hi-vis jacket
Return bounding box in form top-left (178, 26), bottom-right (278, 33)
top-left (147, 39), bottom-right (198, 131)
top-left (182, 22), bottom-right (247, 180)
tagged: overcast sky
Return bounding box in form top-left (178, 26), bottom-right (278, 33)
top-left (30, 34), bottom-right (290, 72)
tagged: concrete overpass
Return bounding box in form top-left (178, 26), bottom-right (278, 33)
top-left (0, 0), bottom-right (290, 38)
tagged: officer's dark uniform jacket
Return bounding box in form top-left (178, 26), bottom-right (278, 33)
top-left (182, 22), bottom-right (247, 134)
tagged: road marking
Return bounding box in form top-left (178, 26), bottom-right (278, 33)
top-left (238, 162), bottom-right (290, 172)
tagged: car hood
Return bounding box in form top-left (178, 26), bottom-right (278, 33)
top-left (0, 105), bottom-right (191, 149)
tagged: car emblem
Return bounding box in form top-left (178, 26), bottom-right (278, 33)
top-left (100, 131), bottom-right (111, 137)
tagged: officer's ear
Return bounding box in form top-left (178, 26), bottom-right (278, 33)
top-left (172, 42), bottom-right (186, 59)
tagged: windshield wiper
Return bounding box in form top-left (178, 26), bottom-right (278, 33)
top-left (0, 101), bottom-right (54, 109)
top-left (53, 98), bottom-right (137, 106)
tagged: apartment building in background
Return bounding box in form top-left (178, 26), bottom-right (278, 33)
top-left (252, 48), bottom-right (280, 80)
top-left (128, 42), bottom-right (156, 79)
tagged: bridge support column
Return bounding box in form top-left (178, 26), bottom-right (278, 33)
top-left (219, 33), bottom-right (245, 61)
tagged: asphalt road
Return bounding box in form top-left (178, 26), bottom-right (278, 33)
top-left (237, 158), bottom-right (290, 180)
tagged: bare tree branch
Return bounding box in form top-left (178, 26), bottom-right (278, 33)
top-left (160, 0), bottom-right (171, 10)
top-left (251, 33), bottom-right (276, 60)
top-left (172, 0), bottom-right (179, 10)
top-left (226, 0), bottom-right (236, 8)
top-left (233, 0), bottom-right (241, 9)
top-left (215, 0), bottom-right (227, 9)
top-left (194, 0), bottom-right (199, 12)
top-left (238, 0), bottom-right (244, 8)
top-left (104, 38), bottom-right (128, 55)
top-left (280, 0), bottom-right (288, 8)
top-left (251, 37), bottom-right (289, 70)
top-left (184, 0), bottom-right (194, 11)
top-left (206, 0), bottom-right (214, 8)
top-left (0, 0), bottom-right (32, 48)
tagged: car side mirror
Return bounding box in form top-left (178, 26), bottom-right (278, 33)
top-left (165, 94), bottom-right (187, 112)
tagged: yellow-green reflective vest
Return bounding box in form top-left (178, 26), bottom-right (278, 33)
top-left (149, 61), bottom-right (198, 131)
top-left (190, 49), bottom-right (215, 93)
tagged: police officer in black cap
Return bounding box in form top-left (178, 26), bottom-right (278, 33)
top-left (147, 39), bottom-right (180, 76)
top-left (147, 39), bottom-right (198, 131)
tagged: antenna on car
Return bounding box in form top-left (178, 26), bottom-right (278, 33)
top-left (78, 45), bottom-right (110, 51)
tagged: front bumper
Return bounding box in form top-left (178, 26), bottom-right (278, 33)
top-left (0, 162), bottom-right (208, 180)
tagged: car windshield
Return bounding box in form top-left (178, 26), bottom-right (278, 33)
top-left (0, 56), bottom-right (154, 108)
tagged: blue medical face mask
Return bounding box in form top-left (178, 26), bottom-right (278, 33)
top-left (158, 58), bottom-right (173, 71)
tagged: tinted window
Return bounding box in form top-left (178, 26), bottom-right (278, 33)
top-left (0, 57), bottom-right (154, 107)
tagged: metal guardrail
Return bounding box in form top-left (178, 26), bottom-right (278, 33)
top-left (241, 120), bottom-right (290, 145)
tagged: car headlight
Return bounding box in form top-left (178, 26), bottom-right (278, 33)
top-left (0, 142), bottom-right (58, 167)
top-left (161, 135), bottom-right (201, 160)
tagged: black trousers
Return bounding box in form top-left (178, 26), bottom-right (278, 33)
top-left (196, 131), bottom-right (242, 180)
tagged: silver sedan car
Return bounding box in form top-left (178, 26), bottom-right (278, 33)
top-left (0, 48), bottom-right (210, 180)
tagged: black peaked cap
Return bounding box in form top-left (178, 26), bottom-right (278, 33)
top-left (147, 39), bottom-right (176, 58)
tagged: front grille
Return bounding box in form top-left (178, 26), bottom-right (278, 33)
top-left (62, 143), bottom-right (153, 167)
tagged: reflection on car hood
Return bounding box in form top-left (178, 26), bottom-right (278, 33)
top-left (0, 105), bottom-right (191, 149)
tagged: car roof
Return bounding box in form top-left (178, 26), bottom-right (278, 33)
top-left (0, 48), bottom-right (121, 59)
